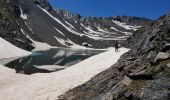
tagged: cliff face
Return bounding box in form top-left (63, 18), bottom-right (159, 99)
top-left (0, 0), bottom-right (34, 51)
top-left (59, 14), bottom-right (170, 100)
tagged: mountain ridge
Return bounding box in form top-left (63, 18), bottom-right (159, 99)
top-left (1, 0), bottom-right (151, 51)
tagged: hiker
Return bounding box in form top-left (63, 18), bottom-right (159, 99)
top-left (115, 41), bottom-right (119, 52)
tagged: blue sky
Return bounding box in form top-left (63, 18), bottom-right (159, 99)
top-left (48, 0), bottom-right (170, 19)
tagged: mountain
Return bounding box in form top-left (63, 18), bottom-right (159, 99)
top-left (1, 0), bottom-right (170, 100)
top-left (0, 0), bottom-right (151, 51)
top-left (59, 13), bottom-right (170, 100)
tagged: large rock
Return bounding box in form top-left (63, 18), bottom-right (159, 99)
top-left (154, 52), bottom-right (170, 62)
top-left (167, 63), bottom-right (170, 68)
top-left (124, 66), bottom-right (154, 79)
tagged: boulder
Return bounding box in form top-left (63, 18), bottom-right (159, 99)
top-left (124, 65), bottom-right (154, 80)
top-left (167, 63), bottom-right (170, 68)
top-left (121, 76), bottom-right (132, 86)
top-left (154, 52), bottom-right (170, 62)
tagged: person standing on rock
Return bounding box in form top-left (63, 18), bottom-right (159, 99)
top-left (115, 41), bottom-right (119, 52)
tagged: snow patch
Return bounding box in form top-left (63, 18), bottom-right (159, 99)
top-left (19, 6), bottom-right (27, 20)
top-left (112, 20), bottom-right (141, 31)
top-left (34, 65), bottom-right (66, 71)
top-left (110, 27), bottom-right (120, 31)
top-left (97, 27), bottom-right (111, 34)
top-left (65, 21), bottom-right (75, 29)
top-left (110, 27), bottom-right (132, 35)
top-left (53, 27), bottom-right (65, 36)
top-left (0, 37), bottom-right (31, 59)
top-left (81, 23), bottom-right (101, 34)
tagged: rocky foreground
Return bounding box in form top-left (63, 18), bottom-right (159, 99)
top-left (59, 14), bottom-right (170, 100)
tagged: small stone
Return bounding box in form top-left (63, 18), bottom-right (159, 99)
top-left (124, 90), bottom-right (133, 99)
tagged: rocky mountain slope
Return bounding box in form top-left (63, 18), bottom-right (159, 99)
top-left (1, 0), bottom-right (151, 50)
top-left (0, 0), bottom-right (34, 51)
top-left (59, 14), bottom-right (170, 100)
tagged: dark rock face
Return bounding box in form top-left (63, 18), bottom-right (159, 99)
top-left (59, 14), bottom-right (170, 100)
top-left (0, 0), bottom-right (34, 51)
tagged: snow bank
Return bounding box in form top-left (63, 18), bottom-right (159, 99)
top-left (0, 37), bottom-right (31, 59)
top-left (0, 64), bottom-right (28, 87)
top-left (0, 48), bottom-right (129, 100)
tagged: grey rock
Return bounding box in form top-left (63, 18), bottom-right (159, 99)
top-left (142, 77), bottom-right (170, 100)
top-left (167, 63), bottom-right (170, 68)
top-left (121, 76), bottom-right (132, 86)
top-left (154, 52), bottom-right (170, 62)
